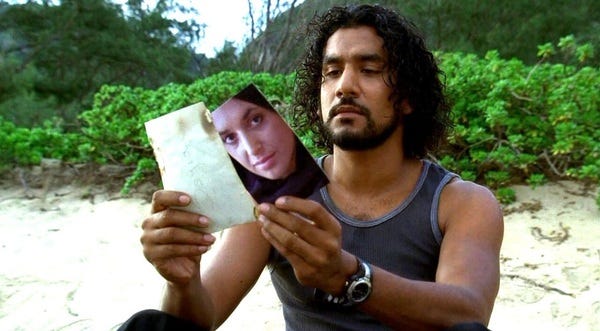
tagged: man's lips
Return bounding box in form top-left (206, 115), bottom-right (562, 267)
top-left (334, 105), bottom-right (363, 115)
top-left (329, 102), bottom-right (368, 120)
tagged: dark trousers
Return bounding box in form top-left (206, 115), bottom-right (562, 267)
top-left (117, 309), bottom-right (491, 331)
top-left (116, 309), bottom-right (208, 331)
top-left (446, 322), bottom-right (491, 331)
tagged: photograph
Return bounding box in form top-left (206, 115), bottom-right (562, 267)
top-left (212, 84), bottom-right (328, 203)
top-left (1, 1), bottom-right (598, 330)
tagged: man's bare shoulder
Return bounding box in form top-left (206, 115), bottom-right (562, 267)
top-left (438, 178), bottom-right (504, 233)
top-left (443, 178), bottom-right (499, 205)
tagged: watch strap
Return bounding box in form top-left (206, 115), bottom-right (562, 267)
top-left (313, 256), bottom-right (371, 307)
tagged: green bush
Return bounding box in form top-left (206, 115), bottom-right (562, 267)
top-left (77, 71), bottom-right (294, 192)
top-left (0, 116), bottom-right (81, 167)
top-left (1, 47), bottom-right (598, 205)
top-left (439, 40), bottom-right (600, 190)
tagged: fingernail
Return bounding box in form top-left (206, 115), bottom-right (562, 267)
top-left (179, 195), bottom-right (190, 204)
top-left (199, 216), bottom-right (209, 225)
top-left (259, 204), bottom-right (269, 212)
top-left (258, 215), bottom-right (267, 223)
top-left (203, 234), bottom-right (215, 242)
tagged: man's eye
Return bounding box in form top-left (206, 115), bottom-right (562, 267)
top-left (362, 68), bottom-right (382, 74)
top-left (324, 69), bottom-right (341, 77)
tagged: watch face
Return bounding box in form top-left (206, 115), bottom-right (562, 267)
top-left (350, 280), bottom-right (371, 302)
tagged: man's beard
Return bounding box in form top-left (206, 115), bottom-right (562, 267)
top-left (324, 99), bottom-right (400, 151)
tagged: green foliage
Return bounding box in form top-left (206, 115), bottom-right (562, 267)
top-left (495, 187), bottom-right (516, 205)
top-left (0, 116), bottom-right (82, 167)
top-left (239, 0), bottom-right (600, 74)
top-left (2, 46), bottom-right (599, 206)
top-left (122, 157), bottom-right (157, 195)
top-left (75, 71), bottom-right (294, 190)
top-left (0, 0), bottom-right (201, 127)
top-left (439, 37), bottom-right (600, 192)
top-left (405, 0), bottom-right (600, 66)
top-left (526, 174), bottom-right (547, 188)
top-left (202, 42), bottom-right (244, 77)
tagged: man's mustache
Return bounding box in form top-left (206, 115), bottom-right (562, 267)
top-left (327, 97), bottom-right (370, 121)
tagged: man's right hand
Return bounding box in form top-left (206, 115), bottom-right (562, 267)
top-left (140, 190), bottom-right (216, 286)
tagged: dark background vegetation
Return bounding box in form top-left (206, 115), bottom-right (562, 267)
top-left (2, 0), bottom-right (599, 127)
top-left (1, 0), bottom-right (599, 206)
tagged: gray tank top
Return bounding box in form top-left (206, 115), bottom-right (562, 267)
top-left (268, 158), bottom-right (458, 330)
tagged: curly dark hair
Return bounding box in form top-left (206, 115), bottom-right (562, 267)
top-left (292, 4), bottom-right (451, 158)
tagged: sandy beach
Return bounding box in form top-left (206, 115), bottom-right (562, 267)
top-left (0, 164), bottom-right (598, 331)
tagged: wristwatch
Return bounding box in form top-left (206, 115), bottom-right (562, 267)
top-left (314, 257), bottom-right (372, 306)
top-left (345, 257), bottom-right (372, 305)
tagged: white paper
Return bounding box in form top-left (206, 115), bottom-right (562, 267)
top-left (144, 102), bottom-right (257, 233)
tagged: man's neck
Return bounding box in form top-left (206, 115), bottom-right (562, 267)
top-left (326, 132), bottom-right (420, 195)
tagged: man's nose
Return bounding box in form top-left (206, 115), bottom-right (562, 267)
top-left (335, 68), bottom-right (359, 99)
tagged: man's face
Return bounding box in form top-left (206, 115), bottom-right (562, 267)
top-left (320, 26), bottom-right (403, 151)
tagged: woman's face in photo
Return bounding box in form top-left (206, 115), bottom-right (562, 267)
top-left (212, 98), bottom-right (297, 180)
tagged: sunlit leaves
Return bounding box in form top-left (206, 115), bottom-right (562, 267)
top-left (441, 36), bottom-right (600, 195)
top-left (1, 39), bottom-right (598, 204)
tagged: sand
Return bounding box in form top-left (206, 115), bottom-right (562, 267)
top-left (0, 164), bottom-right (598, 331)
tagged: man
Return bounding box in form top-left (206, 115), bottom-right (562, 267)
top-left (123, 4), bottom-right (503, 331)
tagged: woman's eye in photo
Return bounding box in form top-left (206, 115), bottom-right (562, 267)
top-left (250, 114), bottom-right (263, 126)
top-left (222, 133), bottom-right (237, 144)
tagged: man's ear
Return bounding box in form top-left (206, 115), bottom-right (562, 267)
top-left (401, 99), bottom-right (413, 115)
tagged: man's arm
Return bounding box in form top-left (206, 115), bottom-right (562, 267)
top-left (358, 180), bottom-right (503, 329)
top-left (142, 191), bottom-right (272, 329)
top-left (200, 222), bottom-right (272, 328)
top-left (257, 180), bottom-right (503, 330)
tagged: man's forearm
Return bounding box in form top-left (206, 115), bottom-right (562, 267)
top-left (162, 280), bottom-right (216, 330)
top-left (358, 267), bottom-right (493, 330)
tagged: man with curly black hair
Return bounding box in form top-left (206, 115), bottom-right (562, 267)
top-left (293, 5), bottom-right (451, 158)
top-left (121, 4), bottom-right (503, 331)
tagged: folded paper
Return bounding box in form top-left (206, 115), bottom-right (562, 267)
top-left (144, 102), bottom-right (257, 233)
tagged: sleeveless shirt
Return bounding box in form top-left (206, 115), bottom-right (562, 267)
top-left (268, 157), bottom-right (459, 330)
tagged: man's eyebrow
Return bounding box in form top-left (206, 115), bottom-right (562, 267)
top-left (322, 55), bottom-right (342, 65)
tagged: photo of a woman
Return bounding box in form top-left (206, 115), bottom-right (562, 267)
top-left (211, 84), bottom-right (327, 203)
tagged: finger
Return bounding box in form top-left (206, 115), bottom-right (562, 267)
top-left (257, 203), bottom-right (306, 234)
top-left (273, 196), bottom-right (341, 234)
top-left (143, 208), bottom-right (211, 232)
top-left (259, 223), bottom-right (332, 289)
top-left (258, 202), bottom-right (339, 248)
top-left (148, 227), bottom-right (216, 246)
top-left (144, 243), bottom-right (209, 262)
top-left (151, 190), bottom-right (192, 213)
top-left (259, 219), bottom-right (311, 267)
top-left (259, 212), bottom-right (327, 265)
top-left (142, 226), bottom-right (215, 262)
